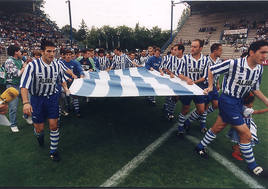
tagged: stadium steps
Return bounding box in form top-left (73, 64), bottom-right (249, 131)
top-left (164, 9), bottom-right (267, 59)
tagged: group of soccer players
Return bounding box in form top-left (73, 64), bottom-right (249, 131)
top-left (17, 37), bottom-right (268, 178)
top-left (155, 39), bottom-right (268, 177)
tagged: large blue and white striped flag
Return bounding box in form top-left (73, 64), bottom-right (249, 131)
top-left (69, 67), bottom-right (204, 97)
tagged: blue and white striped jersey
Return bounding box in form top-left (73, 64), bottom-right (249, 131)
top-left (139, 56), bottom-right (149, 67)
top-left (57, 59), bottom-right (69, 72)
top-left (96, 56), bottom-right (110, 70)
top-left (20, 58), bottom-right (67, 96)
top-left (159, 54), bottom-right (171, 70)
top-left (210, 56), bottom-right (263, 98)
top-left (128, 58), bottom-right (140, 68)
top-left (166, 56), bottom-right (184, 75)
top-left (207, 56), bottom-right (222, 88)
top-left (181, 54), bottom-right (209, 85)
top-left (111, 54), bottom-right (130, 70)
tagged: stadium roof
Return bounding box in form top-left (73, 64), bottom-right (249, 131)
top-left (185, 1), bottom-right (268, 14)
top-left (0, 0), bottom-right (43, 12)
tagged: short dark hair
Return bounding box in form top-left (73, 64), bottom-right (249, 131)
top-left (98, 48), bottom-right (105, 54)
top-left (178, 44), bottom-right (185, 53)
top-left (173, 44), bottom-right (185, 53)
top-left (155, 47), bottom-right (161, 53)
top-left (82, 48), bottom-right (89, 53)
top-left (41, 39), bottom-right (56, 51)
top-left (210, 43), bottom-right (222, 53)
top-left (64, 49), bottom-right (73, 55)
top-left (7, 45), bottom-right (20, 56)
top-left (248, 40), bottom-right (268, 56)
top-left (74, 48), bottom-right (80, 54)
top-left (115, 48), bottom-right (121, 52)
top-left (193, 39), bottom-right (204, 48)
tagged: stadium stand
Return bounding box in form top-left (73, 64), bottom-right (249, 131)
top-left (165, 1), bottom-right (268, 59)
top-left (0, 0), bottom-right (73, 64)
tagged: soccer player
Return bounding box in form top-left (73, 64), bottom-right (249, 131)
top-left (227, 92), bottom-right (268, 161)
top-left (20, 40), bottom-right (70, 162)
top-left (147, 46), bottom-right (154, 58)
top-left (62, 49), bottom-right (85, 117)
top-left (95, 48), bottom-right (110, 71)
top-left (195, 40), bottom-right (268, 177)
top-left (79, 49), bottom-right (95, 72)
top-left (108, 48), bottom-right (132, 70)
top-left (177, 39), bottom-right (209, 136)
top-left (145, 47), bottom-right (162, 104)
top-left (88, 48), bottom-right (97, 71)
top-left (159, 46), bottom-right (174, 76)
top-left (184, 43), bottom-right (223, 131)
top-left (139, 50), bottom-right (149, 67)
top-left (108, 48), bottom-right (124, 70)
top-left (128, 52), bottom-right (141, 67)
top-left (163, 44), bottom-right (185, 120)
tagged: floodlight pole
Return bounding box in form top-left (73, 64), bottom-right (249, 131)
top-left (66, 0), bottom-right (73, 48)
top-left (171, 0), bottom-right (174, 42)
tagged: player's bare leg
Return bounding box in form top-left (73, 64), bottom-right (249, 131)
top-left (33, 123), bottom-right (45, 146)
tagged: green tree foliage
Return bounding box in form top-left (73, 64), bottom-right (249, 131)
top-left (61, 25), bottom-right (77, 37)
top-left (76, 19), bottom-right (88, 46)
top-left (62, 23), bottom-right (170, 50)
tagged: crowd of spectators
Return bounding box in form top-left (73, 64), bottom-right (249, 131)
top-left (0, 10), bottom-right (70, 55)
top-left (255, 20), bottom-right (268, 41)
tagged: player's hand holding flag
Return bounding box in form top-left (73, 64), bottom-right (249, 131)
top-left (203, 86), bottom-right (213, 95)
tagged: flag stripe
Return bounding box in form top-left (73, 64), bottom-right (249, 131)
top-left (70, 67), bottom-right (203, 97)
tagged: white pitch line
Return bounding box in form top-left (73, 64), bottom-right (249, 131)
top-left (186, 135), bottom-right (265, 189)
top-left (100, 122), bottom-right (264, 188)
top-left (100, 125), bottom-right (177, 187)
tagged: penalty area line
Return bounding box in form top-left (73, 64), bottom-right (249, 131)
top-left (100, 125), bottom-right (177, 187)
top-left (186, 135), bottom-right (264, 189)
top-left (100, 121), bottom-right (264, 188)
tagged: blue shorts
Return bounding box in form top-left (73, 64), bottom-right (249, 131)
top-left (179, 95), bottom-right (205, 106)
top-left (218, 93), bottom-right (244, 126)
top-left (31, 93), bottom-right (60, 124)
top-left (205, 88), bottom-right (219, 104)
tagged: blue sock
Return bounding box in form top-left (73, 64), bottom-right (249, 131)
top-left (239, 143), bottom-right (258, 170)
top-left (198, 129), bottom-right (216, 149)
top-left (207, 105), bottom-right (214, 114)
top-left (177, 113), bottom-right (186, 132)
top-left (188, 110), bottom-right (200, 123)
top-left (50, 129), bottom-right (59, 154)
top-left (199, 112), bottom-right (207, 128)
